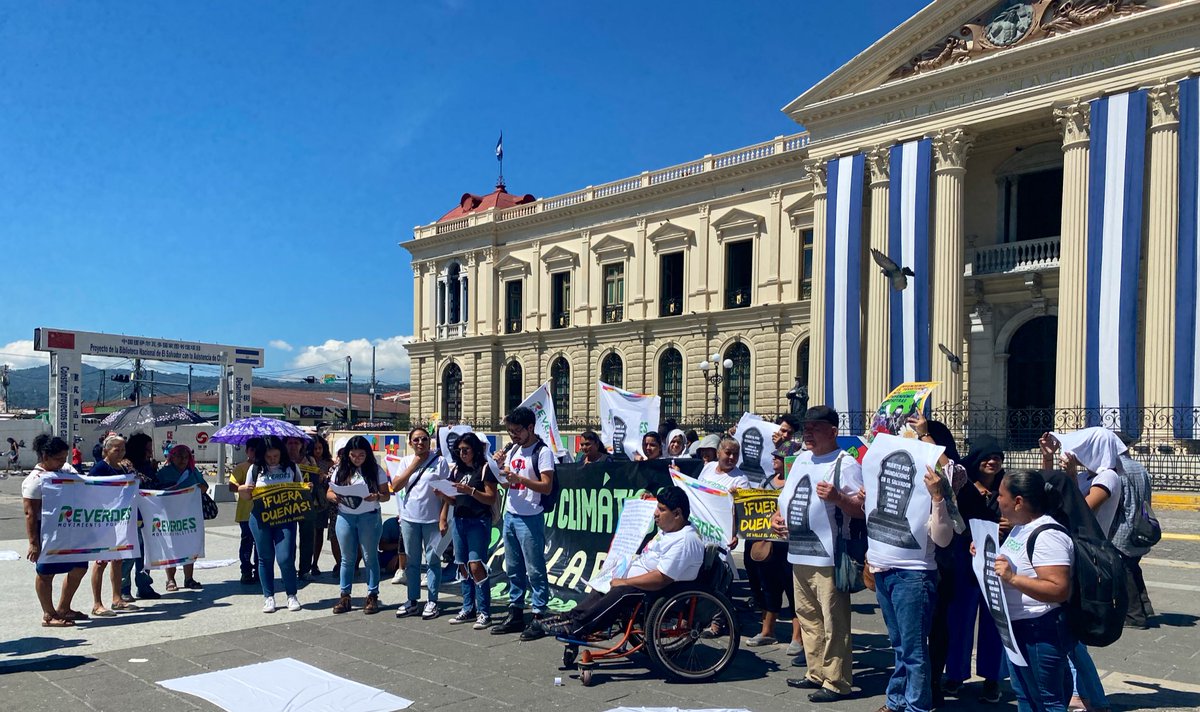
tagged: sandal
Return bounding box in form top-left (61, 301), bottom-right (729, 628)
top-left (165, 580), bottom-right (179, 592)
top-left (183, 579), bottom-right (203, 590)
top-left (92, 606), bottom-right (116, 618)
top-left (42, 615), bottom-right (75, 628)
top-left (111, 601), bottom-right (141, 612)
top-left (58, 609), bottom-right (89, 621)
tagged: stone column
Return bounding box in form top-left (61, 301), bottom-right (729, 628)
top-left (412, 261), bottom-right (425, 341)
top-left (530, 241), bottom-right (543, 331)
top-left (865, 145), bottom-right (892, 405)
top-left (931, 128), bottom-right (973, 406)
top-left (580, 231), bottom-right (594, 327)
top-left (766, 188), bottom-right (784, 302)
top-left (1053, 101), bottom-right (1091, 411)
top-left (634, 218), bottom-right (648, 320)
top-left (691, 205), bottom-right (712, 311)
top-left (805, 159), bottom-right (829, 404)
top-left (1144, 82), bottom-right (1181, 414)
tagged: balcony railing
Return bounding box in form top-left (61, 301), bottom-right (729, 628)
top-left (968, 237), bottom-right (1061, 276)
top-left (725, 287), bottom-right (752, 309)
top-left (552, 311), bottom-right (571, 329)
top-left (603, 304), bottom-right (624, 324)
top-left (436, 322), bottom-right (466, 339)
top-left (660, 296), bottom-right (683, 317)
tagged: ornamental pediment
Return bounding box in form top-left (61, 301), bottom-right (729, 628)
top-left (591, 234), bottom-right (634, 262)
top-left (540, 245), bottom-right (579, 271)
top-left (647, 221), bottom-right (696, 253)
top-left (494, 254), bottom-right (530, 279)
top-left (711, 208), bottom-right (764, 241)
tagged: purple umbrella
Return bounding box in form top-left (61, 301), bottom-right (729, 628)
top-left (209, 416), bottom-right (311, 445)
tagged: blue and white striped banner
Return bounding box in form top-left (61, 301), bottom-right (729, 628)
top-left (824, 154), bottom-right (866, 421)
top-left (1084, 90), bottom-right (1147, 433)
top-left (888, 139), bottom-right (933, 386)
top-left (1175, 78), bottom-right (1200, 437)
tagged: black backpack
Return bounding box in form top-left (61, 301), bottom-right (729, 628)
top-left (1026, 469), bottom-right (1127, 647)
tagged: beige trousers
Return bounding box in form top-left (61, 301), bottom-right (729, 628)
top-left (792, 563), bottom-right (853, 695)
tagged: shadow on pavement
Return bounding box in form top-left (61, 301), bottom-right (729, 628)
top-left (1151, 612), bottom-right (1198, 628)
top-left (0, 654), bottom-right (97, 674)
top-left (1110, 681), bottom-right (1200, 711)
top-left (0, 635), bottom-right (87, 658)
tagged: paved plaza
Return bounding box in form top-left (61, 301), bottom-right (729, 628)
top-left (1, 476), bottom-right (1199, 712)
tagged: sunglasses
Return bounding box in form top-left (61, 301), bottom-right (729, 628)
top-left (411, 437), bottom-right (430, 443)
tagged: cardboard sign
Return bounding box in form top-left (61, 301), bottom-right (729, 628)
top-left (733, 488), bottom-right (784, 542)
top-left (733, 413), bottom-right (780, 487)
top-left (252, 483), bottom-right (314, 526)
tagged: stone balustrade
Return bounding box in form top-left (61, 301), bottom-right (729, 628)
top-left (966, 236), bottom-right (1061, 276)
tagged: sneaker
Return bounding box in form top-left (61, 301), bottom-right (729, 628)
top-left (473, 613), bottom-right (492, 630)
top-left (790, 654), bottom-right (807, 667)
top-left (490, 609), bottom-right (525, 635)
top-left (391, 569), bottom-right (406, 585)
top-left (745, 634), bottom-right (777, 647)
top-left (979, 679), bottom-right (1001, 704)
top-left (119, 592), bottom-right (136, 603)
top-left (942, 679), bottom-right (964, 697)
top-left (421, 601), bottom-right (439, 620)
top-left (785, 641), bottom-right (804, 656)
top-left (286, 596), bottom-right (302, 612)
top-left (520, 615), bottom-right (547, 641)
top-left (262, 596), bottom-right (277, 614)
top-left (332, 594), bottom-right (352, 614)
top-left (396, 600), bottom-right (419, 618)
top-left (136, 588), bottom-right (162, 600)
top-left (364, 594), bottom-right (380, 615)
top-left (449, 610), bottom-right (475, 625)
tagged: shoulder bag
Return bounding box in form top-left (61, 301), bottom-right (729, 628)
top-left (832, 454), bottom-right (868, 593)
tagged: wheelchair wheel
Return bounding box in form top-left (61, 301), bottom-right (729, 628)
top-left (644, 589), bottom-right (740, 682)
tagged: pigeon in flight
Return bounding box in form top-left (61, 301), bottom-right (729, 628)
top-left (938, 343), bottom-right (962, 374)
top-left (870, 248), bottom-right (915, 291)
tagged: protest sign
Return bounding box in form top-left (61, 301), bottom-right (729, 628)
top-left (437, 425), bottom-right (473, 464)
top-left (862, 433), bottom-right (943, 559)
top-left (39, 476), bottom-right (140, 564)
top-left (669, 467), bottom-right (734, 547)
top-left (139, 486), bottom-right (205, 569)
top-left (520, 382), bottom-right (568, 461)
top-left (587, 498), bottom-right (658, 593)
top-left (867, 381), bottom-right (940, 443)
top-left (598, 382), bottom-right (661, 460)
top-left (778, 458), bottom-right (836, 566)
top-left (970, 519), bottom-right (1027, 667)
top-left (733, 413), bottom-right (780, 486)
top-left (733, 488), bottom-right (784, 542)
top-left (253, 483), bottom-right (315, 526)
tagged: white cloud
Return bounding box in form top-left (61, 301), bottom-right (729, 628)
top-left (0, 340), bottom-right (47, 368)
top-left (269, 340), bottom-right (294, 352)
top-left (289, 336), bottom-right (412, 383)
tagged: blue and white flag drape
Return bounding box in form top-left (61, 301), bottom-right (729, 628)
top-left (1084, 89), bottom-right (1147, 433)
top-left (888, 139), bottom-right (933, 386)
top-left (1176, 78), bottom-right (1200, 437)
top-left (824, 154), bottom-right (866, 421)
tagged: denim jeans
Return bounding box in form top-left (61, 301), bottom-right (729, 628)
top-left (248, 516), bottom-right (298, 597)
top-left (453, 515), bottom-right (492, 615)
top-left (400, 519), bottom-right (442, 604)
top-left (502, 512), bottom-right (549, 613)
top-left (238, 520), bottom-right (257, 576)
top-left (1068, 643), bottom-right (1109, 708)
top-left (946, 559), bottom-right (1006, 682)
top-left (336, 510), bottom-right (383, 596)
top-left (1009, 609), bottom-right (1073, 712)
top-left (875, 568), bottom-right (937, 712)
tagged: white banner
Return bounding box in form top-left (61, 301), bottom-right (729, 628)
top-left (599, 381), bottom-right (661, 460)
top-left (138, 487), bottom-right (206, 569)
top-left (970, 519), bottom-right (1027, 667)
top-left (587, 498), bottom-right (658, 593)
top-left (438, 424), bottom-right (473, 464)
top-left (733, 413), bottom-right (779, 487)
top-left (39, 476), bottom-right (140, 564)
top-left (862, 433), bottom-right (943, 563)
top-left (519, 382), bottom-right (568, 460)
top-left (669, 467), bottom-right (733, 547)
top-left (779, 458), bottom-right (836, 567)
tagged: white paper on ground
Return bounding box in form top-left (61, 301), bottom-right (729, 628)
top-left (158, 657), bottom-right (413, 712)
top-left (192, 558), bottom-right (238, 569)
top-left (0, 550), bottom-right (21, 561)
top-left (604, 708), bottom-right (751, 712)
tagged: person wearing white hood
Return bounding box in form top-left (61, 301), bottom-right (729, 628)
top-left (1040, 427), bottom-right (1123, 712)
top-left (665, 429), bottom-right (689, 458)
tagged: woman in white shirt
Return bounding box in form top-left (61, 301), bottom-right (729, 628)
top-left (327, 435), bottom-right (391, 615)
top-left (22, 434), bottom-right (88, 627)
top-left (238, 436), bottom-right (304, 613)
top-left (992, 470), bottom-right (1074, 712)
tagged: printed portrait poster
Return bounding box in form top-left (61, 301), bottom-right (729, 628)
top-left (138, 487), bottom-right (206, 569)
top-left (778, 457), bottom-right (835, 567)
top-left (970, 519), bottom-right (1028, 667)
top-left (519, 381), bottom-right (568, 461)
top-left (599, 382), bottom-right (661, 461)
top-left (733, 413), bottom-right (780, 487)
top-left (862, 433), bottom-right (943, 558)
top-left (438, 424), bottom-right (474, 465)
top-left (867, 381), bottom-right (941, 443)
top-left (39, 476), bottom-right (140, 564)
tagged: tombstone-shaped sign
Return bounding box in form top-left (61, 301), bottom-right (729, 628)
top-left (787, 475), bottom-right (830, 558)
top-left (983, 535), bottom-right (1017, 654)
top-left (612, 416), bottom-right (629, 460)
top-left (867, 450), bottom-right (920, 549)
top-left (740, 428), bottom-right (765, 479)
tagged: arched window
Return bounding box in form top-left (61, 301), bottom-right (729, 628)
top-left (550, 357), bottom-right (570, 416)
top-left (723, 342), bottom-right (751, 419)
top-left (797, 339), bottom-right (810, 389)
top-left (437, 262), bottom-right (468, 334)
top-left (504, 360), bottom-right (523, 415)
top-left (658, 348), bottom-right (683, 420)
top-left (600, 352), bottom-right (623, 389)
top-left (442, 362), bottom-right (463, 423)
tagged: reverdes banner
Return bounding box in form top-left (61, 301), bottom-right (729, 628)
top-left (39, 476), bottom-right (139, 564)
top-left (138, 486), bottom-right (206, 569)
top-left (253, 483), bottom-right (315, 526)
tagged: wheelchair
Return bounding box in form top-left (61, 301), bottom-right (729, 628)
top-left (557, 544), bottom-right (740, 686)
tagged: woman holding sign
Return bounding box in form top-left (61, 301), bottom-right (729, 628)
top-left (328, 435), bottom-right (391, 615)
top-left (239, 436), bottom-right (304, 614)
top-left (156, 445), bottom-right (208, 592)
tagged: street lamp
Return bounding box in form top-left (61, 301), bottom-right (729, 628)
top-left (697, 353), bottom-right (734, 429)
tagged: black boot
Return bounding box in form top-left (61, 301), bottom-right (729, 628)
top-left (490, 608), bottom-right (525, 635)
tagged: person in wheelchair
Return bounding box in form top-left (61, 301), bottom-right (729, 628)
top-left (540, 486), bottom-right (704, 637)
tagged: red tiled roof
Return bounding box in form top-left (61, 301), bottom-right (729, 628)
top-left (437, 183), bottom-right (535, 223)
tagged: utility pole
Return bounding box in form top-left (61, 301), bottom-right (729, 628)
top-left (1, 364), bottom-right (8, 413)
top-left (369, 346), bottom-right (376, 422)
top-left (149, 369), bottom-right (156, 404)
top-left (132, 358), bottom-right (142, 405)
top-left (187, 365), bottom-right (193, 410)
top-left (345, 355), bottom-right (353, 428)
top-left (99, 369), bottom-right (106, 406)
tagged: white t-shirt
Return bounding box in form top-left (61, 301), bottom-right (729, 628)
top-left (1001, 514), bottom-right (1074, 621)
top-left (627, 525), bottom-right (705, 583)
top-left (21, 464), bottom-right (81, 499)
top-left (330, 467), bottom-right (391, 516)
top-left (248, 464), bottom-right (301, 487)
top-left (1078, 468), bottom-right (1122, 537)
top-left (396, 453), bottom-right (448, 524)
top-left (777, 449), bottom-right (863, 541)
top-left (505, 440), bottom-right (556, 517)
top-left (699, 462), bottom-right (751, 492)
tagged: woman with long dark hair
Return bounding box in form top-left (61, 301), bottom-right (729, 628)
top-left (310, 434), bottom-right (336, 576)
top-left (444, 432), bottom-right (499, 629)
top-left (328, 435), bottom-right (391, 614)
top-left (238, 435), bottom-right (303, 613)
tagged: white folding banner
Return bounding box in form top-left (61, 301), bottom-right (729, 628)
top-left (39, 476), bottom-right (139, 564)
top-left (732, 413), bottom-right (779, 487)
top-left (969, 519), bottom-right (1027, 667)
top-left (599, 381), bottom-right (661, 460)
top-left (862, 433), bottom-right (943, 562)
top-left (669, 467), bottom-right (733, 547)
top-left (138, 487), bottom-right (206, 569)
top-left (519, 381), bottom-right (567, 459)
top-left (438, 424), bottom-right (473, 464)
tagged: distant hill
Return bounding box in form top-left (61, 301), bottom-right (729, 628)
top-left (3, 364), bottom-right (407, 410)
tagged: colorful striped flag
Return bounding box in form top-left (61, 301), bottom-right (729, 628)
top-left (824, 154), bottom-right (866, 423)
top-left (888, 139), bottom-right (933, 386)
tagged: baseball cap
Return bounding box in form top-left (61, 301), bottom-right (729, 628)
top-left (803, 405), bottom-right (839, 427)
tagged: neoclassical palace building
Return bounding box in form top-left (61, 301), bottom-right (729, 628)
top-left (402, 0), bottom-right (1200, 441)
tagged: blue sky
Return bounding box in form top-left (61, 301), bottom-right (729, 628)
top-left (0, 0), bottom-right (925, 384)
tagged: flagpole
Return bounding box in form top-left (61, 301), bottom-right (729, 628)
top-left (496, 131), bottom-right (504, 190)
